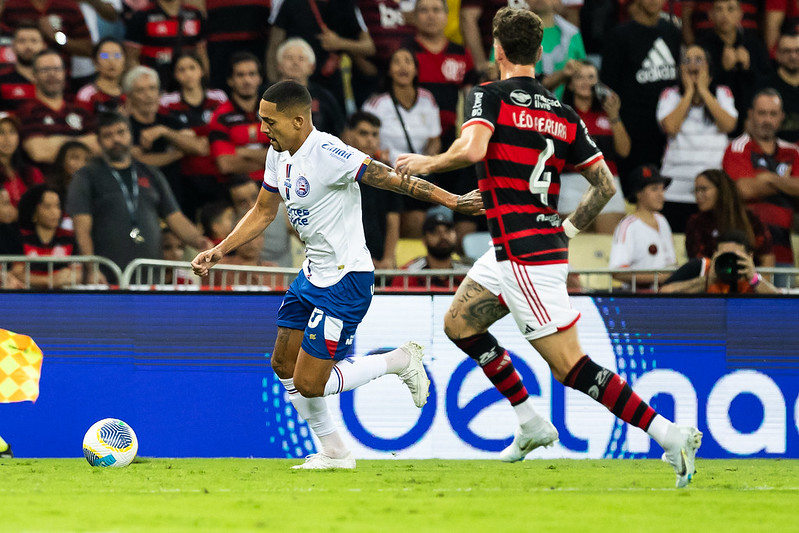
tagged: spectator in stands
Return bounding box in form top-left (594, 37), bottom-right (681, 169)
top-left (123, 65), bottom-right (206, 215)
top-left (0, 0), bottom-right (93, 89)
top-left (390, 211), bottom-right (468, 290)
top-left (204, 0), bottom-right (272, 91)
top-left (343, 111), bottom-right (401, 269)
top-left (530, 0), bottom-right (587, 98)
top-left (199, 200), bottom-right (235, 247)
top-left (601, 0), bottom-right (681, 197)
top-left (267, 0), bottom-right (376, 109)
top-left (658, 44), bottom-right (737, 232)
top-left (660, 229), bottom-right (779, 293)
top-left (218, 233), bottom-right (280, 288)
top-left (161, 227), bottom-right (195, 285)
top-left (47, 141), bottom-right (91, 222)
top-left (124, 0), bottom-right (208, 92)
top-left (275, 38), bottom-right (345, 136)
top-left (459, 0), bottom-right (508, 80)
top-left (405, 0), bottom-right (482, 248)
top-left (764, 0), bottom-right (799, 56)
top-left (0, 112), bottom-right (44, 211)
top-left (15, 184), bottom-right (78, 288)
top-left (0, 188), bottom-right (16, 225)
top-left (697, 0), bottom-right (771, 135)
top-left (159, 53), bottom-right (228, 221)
top-left (209, 53), bottom-right (271, 182)
top-left (19, 50), bottom-right (99, 174)
top-left (0, 188), bottom-right (24, 288)
top-left (685, 168), bottom-right (774, 266)
top-left (722, 89), bottom-right (799, 283)
top-left (67, 112), bottom-right (209, 274)
top-left (761, 34), bottom-right (799, 143)
top-left (609, 165), bottom-right (677, 288)
top-left (0, 24), bottom-right (45, 112)
top-left (76, 37), bottom-right (127, 115)
top-left (228, 174), bottom-right (295, 268)
top-left (683, 0), bottom-right (762, 45)
top-left (560, 60), bottom-right (629, 234)
top-left (363, 47), bottom-right (441, 237)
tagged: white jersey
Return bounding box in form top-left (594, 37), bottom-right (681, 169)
top-left (609, 213), bottom-right (676, 270)
top-left (263, 128), bottom-right (374, 287)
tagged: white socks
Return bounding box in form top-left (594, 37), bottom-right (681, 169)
top-left (646, 414), bottom-right (675, 449)
top-left (322, 347), bottom-right (410, 396)
top-left (513, 398), bottom-right (542, 428)
top-left (279, 377), bottom-right (349, 459)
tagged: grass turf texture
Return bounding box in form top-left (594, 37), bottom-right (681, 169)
top-left (0, 458), bottom-right (796, 532)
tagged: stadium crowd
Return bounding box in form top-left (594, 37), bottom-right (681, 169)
top-left (0, 0), bottom-right (797, 290)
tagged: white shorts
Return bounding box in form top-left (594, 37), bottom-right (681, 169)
top-left (557, 173), bottom-right (626, 214)
top-left (467, 250), bottom-right (581, 341)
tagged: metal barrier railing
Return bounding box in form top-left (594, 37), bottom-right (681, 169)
top-left (0, 255), bottom-right (123, 289)
top-left (3, 256), bottom-right (798, 293)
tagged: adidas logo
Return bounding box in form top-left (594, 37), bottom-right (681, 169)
top-left (524, 324), bottom-right (535, 334)
top-left (635, 38), bottom-right (677, 84)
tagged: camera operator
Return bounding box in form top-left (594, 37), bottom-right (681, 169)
top-left (659, 229), bottom-right (779, 294)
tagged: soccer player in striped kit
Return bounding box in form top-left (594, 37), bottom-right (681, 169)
top-left (192, 80), bottom-right (484, 470)
top-left (396, 7), bottom-right (702, 487)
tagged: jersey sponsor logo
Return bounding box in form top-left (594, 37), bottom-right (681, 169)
top-left (579, 119), bottom-right (597, 148)
top-left (533, 94), bottom-right (561, 110)
top-left (471, 91), bottom-right (484, 117)
top-left (288, 207), bottom-right (310, 226)
top-left (509, 89), bottom-right (532, 107)
top-left (776, 163), bottom-right (790, 177)
top-left (512, 109), bottom-right (570, 141)
top-left (536, 213), bottom-right (560, 227)
top-left (635, 38), bottom-right (677, 84)
top-left (321, 142), bottom-right (353, 160)
top-left (295, 176), bottom-right (310, 198)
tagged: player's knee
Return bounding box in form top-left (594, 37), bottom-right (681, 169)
top-left (293, 375), bottom-right (324, 398)
top-left (444, 312), bottom-right (474, 341)
top-left (270, 354), bottom-right (294, 380)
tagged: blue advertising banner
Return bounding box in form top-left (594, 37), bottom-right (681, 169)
top-left (1, 293), bottom-right (797, 459)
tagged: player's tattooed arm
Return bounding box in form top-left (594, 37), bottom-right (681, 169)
top-left (568, 160), bottom-right (617, 231)
top-left (360, 159), bottom-right (484, 216)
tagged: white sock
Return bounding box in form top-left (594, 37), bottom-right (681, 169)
top-left (324, 355), bottom-right (389, 396)
top-left (279, 377), bottom-right (349, 459)
top-left (513, 398), bottom-right (542, 427)
top-left (646, 414), bottom-right (675, 449)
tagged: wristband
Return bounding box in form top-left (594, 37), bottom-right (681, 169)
top-left (609, 117), bottom-right (621, 124)
top-left (562, 219), bottom-right (579, 239)
top-left (749, 272), bottom-right (761, 287)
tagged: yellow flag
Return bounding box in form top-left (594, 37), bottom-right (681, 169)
top-left (0, 329), bottom-right (43, 403)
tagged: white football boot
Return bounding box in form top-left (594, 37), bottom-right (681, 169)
top-left (662, 426), bottom-right (702, 488)
top-left (291, 452), bottom-right (356, 470)
top-left (499, 417), bottom-right (559, 462)
top-left (397, 341), bottom-right (430, 408)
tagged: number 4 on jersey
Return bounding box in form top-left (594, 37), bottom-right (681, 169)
top-left (529, 139), bottom-right (554, 205)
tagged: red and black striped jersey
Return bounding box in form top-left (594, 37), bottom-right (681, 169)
top-left (462, 77), bottom-right (603, 265)
top-left (19, 98), bottom-right (95, 140)
top-left (406, 38), bottom-right (476, 143)
top-left (160, 89), bottom-right (228, 182)
top-left (75, 83), bottom-right (125, 115)
top-left (0, 0), bottom-right (91, 74)
top-left (0, 67), bottom-right (35, 112)
top-left (355, 0), bottom-right (415, 69)
top-left (124, 3), bottom-right (206, 87)
top-left (20, 227), bottom-right (76, 274)
top-left (205, 0), bottom-right (271, 43)
top-left (208, 98), bottom-right (270, 181)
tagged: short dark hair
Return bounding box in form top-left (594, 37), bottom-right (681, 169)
top-left (96, 111), bottom-right (131, 134)
top-left (229, 51), bottom-right (261, 78)
top-left (346, 111), bottom-right (381, 130)
top-left (93, 37), bottom-right (124, 60)
top-left (33, 49), bottom-right (62, 68)
top-left (18, 184), bottom-right (61, 231)
top-left (227, 174), bottom-right (258, 192)
top-left (492, 7), bottom-right (543, 65)
top-left (199, 200), bottom-right (233, 237)
top-left (751, 87), bottom-right (783, 109)
top-left (13, 22), bottom-right (44, 39)
top-left (717, 229), bottom-right (752, 253)
top-left (262, 80), bottom-right (312, 114)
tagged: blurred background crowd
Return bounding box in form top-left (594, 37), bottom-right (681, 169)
top-left (0, 0), bottom-right (797, 291)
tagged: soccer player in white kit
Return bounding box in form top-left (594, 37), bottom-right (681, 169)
top-left (192, 81), bottom-right (484, 470)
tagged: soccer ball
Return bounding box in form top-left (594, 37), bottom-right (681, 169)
top-left (82, 418), bottom-right (138, 468)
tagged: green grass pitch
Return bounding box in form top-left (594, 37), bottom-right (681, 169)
top-left (1, 458), bottom-right (797, 532)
